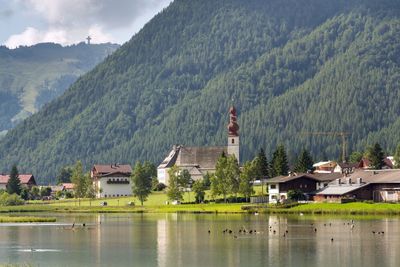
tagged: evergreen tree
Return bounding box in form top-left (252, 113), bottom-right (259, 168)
top-left (239, 161), bottom-right (255, 202)
top-left (253, 148), bottom-right (270, 178)
top-left (393, 144), bottom-right (400, 169)
top-left (166, 165), bottom-right (183, 202)
top-left (293, 149), bottom-right (314, 173)
top-left (271, 145), bottom-right (289, 177)
top-left (56, 166), bottom-right (73, 185)
top-left (6, 165), bottom-right (21, 195)
top-left (365, 143), bottom-right (385, 170)
top-left (131, 162), bottom-right (152, 205)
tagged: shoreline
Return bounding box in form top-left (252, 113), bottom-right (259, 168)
top-left (1, 202), bottom-right (400, 215)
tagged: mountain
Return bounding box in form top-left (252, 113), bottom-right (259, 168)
top-left (1, 0), bottom-right (400, 183)
top-left (0, 42), bottom-right (119, 136)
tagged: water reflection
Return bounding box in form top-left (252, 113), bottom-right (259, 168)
top-left (0, 214), bottom-right (399, 266)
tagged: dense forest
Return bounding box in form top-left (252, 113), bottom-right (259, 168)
top-left (1, 0), bottom-right (400, 183)
top-left (0, 42), bottom-right (119, 134)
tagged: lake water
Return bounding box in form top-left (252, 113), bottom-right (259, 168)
top-left (0, 213), bottom-right (399, 267)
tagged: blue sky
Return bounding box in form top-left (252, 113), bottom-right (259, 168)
top-left (0, 0), bottom-right (172, 48)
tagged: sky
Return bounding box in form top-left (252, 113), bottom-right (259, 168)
top-left (0, 0), bottom-right (173, 48)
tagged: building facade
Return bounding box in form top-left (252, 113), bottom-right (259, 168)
top-left (157, 106), bottom-right (240, 185)
top-left (91, 164), bottom-right (132, 198)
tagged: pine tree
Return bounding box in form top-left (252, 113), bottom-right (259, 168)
top-left (365, 143), bottom-right (385, 170)
top-left (271, 145), bottom-right (289, 177)
top-left (294, 149), bottom-right (314, 173)
top-left (7, 164), bottom-right (21, 195)
top-left (349, 151), bottom-right (363, 164)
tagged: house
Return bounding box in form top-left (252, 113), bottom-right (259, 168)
top-left (313, 161), bottom-right (337, 173)
top-left (333, 162), bottom-right (359, 174)
top-left (91, 164), bottom-right (132, 198)
top-left (62, 183), bottom-right (74, 192)
top-left (314, 170), bottom-right (400, 203)
top-left (0, 174), bottom-right (37, 190)
top-left (266, 172), bottom-right (341, 203)
top-left (358, 157), bottom-right (394, 169)
top-left (157, 106), bottom-right (240, 185)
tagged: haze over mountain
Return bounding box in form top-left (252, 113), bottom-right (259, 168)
top-left (1, 0), bottom-right (400, 183)
top-left (0, 42), bottom-right (119, 136)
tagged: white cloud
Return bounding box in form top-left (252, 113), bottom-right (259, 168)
top-left (5, 0), bottom-right (172, 48)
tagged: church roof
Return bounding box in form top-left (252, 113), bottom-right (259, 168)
top-left (158, 145), bottom-right (226, 169)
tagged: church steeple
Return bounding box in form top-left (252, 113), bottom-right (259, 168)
top-left (227, 106), bottom-right (240, 163)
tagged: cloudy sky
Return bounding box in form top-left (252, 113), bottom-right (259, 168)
top-left (0, 0), bottom-right (172, 48)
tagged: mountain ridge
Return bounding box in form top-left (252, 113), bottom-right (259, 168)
top-left (0, 0), bottom-right (400, 183)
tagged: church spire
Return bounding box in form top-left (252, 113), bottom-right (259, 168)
top-left (227, 106), bottom-right (239, 137)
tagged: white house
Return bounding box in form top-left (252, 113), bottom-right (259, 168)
top-left (91, 164), bottom-right (132, 198)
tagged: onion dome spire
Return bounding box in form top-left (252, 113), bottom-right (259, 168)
top-left (227, 106), bottom-right (239, 136)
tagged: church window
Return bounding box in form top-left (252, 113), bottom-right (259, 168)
top-left (232, 139), bottom-right (235, 144)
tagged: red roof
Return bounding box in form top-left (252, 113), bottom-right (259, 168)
top-left (0, 174), bottom-right (36, 185)
top-left (62, 183), bottom-right (74, 190)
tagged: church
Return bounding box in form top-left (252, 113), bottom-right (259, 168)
top-left (157, 106), bottom-right (240, 185)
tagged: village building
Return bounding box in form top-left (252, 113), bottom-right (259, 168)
top-left (157, 106), bottom-right (240, 185)
top-left (91, 164), bottom-right (132, 198)
top-left (266, 172), bottom-right (342, 203)
top-left (0, 174), bottom-right (37, 190)
top-left (358, 157), bottom-right (394, 169)
top-left (333, 162), bottom-right (359, 174)
top-left (313, 161), bottom-right (337, 173)
top-left (62, 183), bottom-right (74, 192)
top-left (314, 170), bottom-right (400, 203)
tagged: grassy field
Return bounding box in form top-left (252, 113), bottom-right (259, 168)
top-left (0, 216), bottom-right (56, 223)
top-left (266, 202), bottom-right (400, 215)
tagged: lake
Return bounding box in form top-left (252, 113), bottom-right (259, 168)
top-left (0, 213), bottom-right (399, 266)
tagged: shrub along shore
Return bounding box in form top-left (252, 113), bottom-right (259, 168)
top-left (2, 202), bottom-right (400, 215)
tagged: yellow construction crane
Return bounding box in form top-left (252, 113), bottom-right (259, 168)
top-left (302, 132), bottom-right (350, 162)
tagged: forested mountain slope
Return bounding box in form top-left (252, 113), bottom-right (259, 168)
top-left (0, 42), bottom-right (119, 134)
top-left (1, 0), bottom-right (400, 183)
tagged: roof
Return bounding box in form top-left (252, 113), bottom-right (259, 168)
top-left (0, 174), bottom-right (35, 184)
top-left (315, 183), bottom-right (369, 196)
top-left (92, 164), bottom-right (132, 176)
top-left (62, 183), bottom-right (74, 190)
top-left (359, 158), bottom-right (393, 169)
top-left (337, 162), bottom-right (359, 169)
top-left (313, 161), bottom-right (336, 167)
top-left (316, 170), bottom-right (400, 195)
top-left (158, 145), bottom-right (226, 170)
top-left (266, 173), bottom-right (341, 184)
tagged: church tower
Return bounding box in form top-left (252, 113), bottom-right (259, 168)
top-left (227, 106), bottom-right (240, 163)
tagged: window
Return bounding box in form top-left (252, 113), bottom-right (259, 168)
top-left (304, 184), bottom-right (307, 188)
top-left (270, 184), bottom-right (276, 189)
top-left (231, 139), bottom-right (235, 144)
top-left (271, 195), bottom-right (277, 200)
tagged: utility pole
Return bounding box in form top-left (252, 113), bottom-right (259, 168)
top-left (302, 132), bottom-right (350, 163)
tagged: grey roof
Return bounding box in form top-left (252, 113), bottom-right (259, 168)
top-left (266, 173), bottom-right (342, 184)
top-left (158, 145), bottom-right (226, 169)
top-left (315, 183), bottom-right (369, 196)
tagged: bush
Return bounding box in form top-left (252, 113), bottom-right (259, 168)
top-left (0, 192), bottom-right (25, 206)
top-left (154, 183), bottom-right (166, 191)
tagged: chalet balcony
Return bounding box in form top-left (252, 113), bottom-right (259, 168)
top-left (107, 179), bottom-right (130, 184)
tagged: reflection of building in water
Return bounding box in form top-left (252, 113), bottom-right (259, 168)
top-left (157, 217), bottom-right (168, 267)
